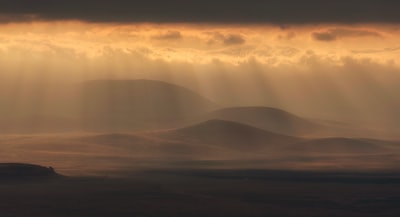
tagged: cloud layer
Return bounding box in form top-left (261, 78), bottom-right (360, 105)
top-left (0, 22), bottom-right (399, 129)
top-left (312, 28), bottom-right (382, 41)
top-left (1, 0), bottom-right (400, 24)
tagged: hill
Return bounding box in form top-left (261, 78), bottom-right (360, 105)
top-left (198, 107), bottom-right (324, 136)
top-left (163, 119), bottom-right (300, 151)
top-left (0, 163), bottom-right (58, 180)
top-left (80, 79), bottom-right (218, 130)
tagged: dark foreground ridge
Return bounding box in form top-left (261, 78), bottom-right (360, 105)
top-left (0, 163), bottom-right (59, 180)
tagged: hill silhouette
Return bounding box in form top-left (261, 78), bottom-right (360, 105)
top-left (163, 119), bottom-right (300, 151)
top-left (0, 163), bottom-right (58, 180)
top-left (198, 107), bottom-right (324, 136)
top-left (80, 80), bottom-right (218, 130)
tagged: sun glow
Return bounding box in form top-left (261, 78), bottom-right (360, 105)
top-left (0, 22), bottom-right (399, 66)
top-left (0, 21), bottom-right (399, 134)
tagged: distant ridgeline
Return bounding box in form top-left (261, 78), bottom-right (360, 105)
top-left (0, 163), bottom-right (58, 179)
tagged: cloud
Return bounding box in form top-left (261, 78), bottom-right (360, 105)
top-left (0, 22), bottom-right (400, 134)
top-left (208, 33), bottom-right (245, 46)
top-left (151, 31), bottom-right (182, 40)
top-left (0, 13), bottom-right (39, 23)
top-left (352, 47), bottom-right (400, 54)
top-left (312, 32), bottom-right (337, 41)
top-left (1, 43), bottom-right (399, 130)
top-left (1, 0), bottom-right (400, 24)
top-left (223, 34), bottom-right (245, 45)
top-left (278, 32), bottom-right (296, 40)
top-left (312, 28), bottom-right (382, 41)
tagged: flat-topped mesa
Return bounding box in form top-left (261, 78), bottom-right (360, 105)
top-left (0, 163), bottom-right (58, 179)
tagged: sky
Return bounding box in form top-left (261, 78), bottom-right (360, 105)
top-left (1, 0), bottom-right (400, 24)
top-left (0, 0), bottom-right (399, 129)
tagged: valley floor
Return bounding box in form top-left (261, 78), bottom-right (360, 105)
top-left (1, 169), bottom-right (400, 217)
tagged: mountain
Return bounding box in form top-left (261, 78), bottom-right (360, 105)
top-left (196, 107), bottom-right (324, 136)
top-left (80, 79), bottom-right (218, 130)
top-left (162, 119), bottom-right (300, 151)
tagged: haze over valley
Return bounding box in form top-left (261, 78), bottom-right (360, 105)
top-left (0, 79), bottom-right (399, 176)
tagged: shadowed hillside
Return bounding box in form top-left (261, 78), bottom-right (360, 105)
top-left (0, 163), bottom-right (58, 180)
top-left (199, 107), bottom-right (323, 136)
top-left (162, 119), bottom-right (300, 151)
top-left (194, 106), bottom-right (387, 138)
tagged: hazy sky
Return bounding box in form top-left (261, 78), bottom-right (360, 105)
top-left (0, 1), bottom-right (399, 128)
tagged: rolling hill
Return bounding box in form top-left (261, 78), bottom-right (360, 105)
top-left (161, 119), bottom-right (300, 151)
top-left (195, 106), bottom-right (325, 136)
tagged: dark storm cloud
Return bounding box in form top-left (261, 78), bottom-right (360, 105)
top-left (1, 0), bottom-right (400, 24)
top-left (0, 13), bottom-right (38, 23)
top-left (312, 28), bottom-right (382, 41)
